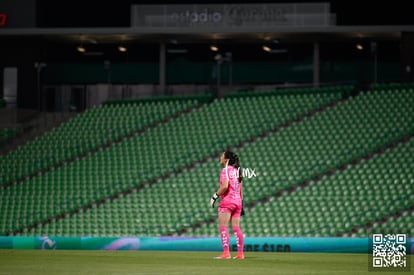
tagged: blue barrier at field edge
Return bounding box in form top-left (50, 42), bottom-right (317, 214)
top-left (0, 236), bottom-right (412, 254)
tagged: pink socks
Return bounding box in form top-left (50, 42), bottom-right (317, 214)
top-left (219, 225), bottom-right (245, 253)
top-left (219, 225), bottom-right (230, 252)
top-left (232, 226), bottom-right (244, 253)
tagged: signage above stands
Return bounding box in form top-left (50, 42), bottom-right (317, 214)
top-left (131, 3), bottom-right (335, 30)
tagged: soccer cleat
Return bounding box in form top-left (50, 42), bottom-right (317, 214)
top-left (233, 253), bottom-right (245, 259)
top-left (214, 252), bottom-right (231, 259)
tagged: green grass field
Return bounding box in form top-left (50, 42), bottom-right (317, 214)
top-left (0, 250), bottom-right (411, 275)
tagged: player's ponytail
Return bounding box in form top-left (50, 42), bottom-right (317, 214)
top-left (224, 151), bottom-right (243, 183)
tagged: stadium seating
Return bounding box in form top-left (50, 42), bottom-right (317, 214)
top-left (187, 87), bottom-right (414, 237)
top-left (0, 97), bottom-right (202, 185)
top-left (370, 82), bottom-right (414, 92)
top-left (236, 138), bottom-right (414, 237)
top-left (1, 84), bottom-right (413, 239)
top-left (0, 86), bottom-right (344, 236)
top-left (236, 88), bottom-right (413, 237)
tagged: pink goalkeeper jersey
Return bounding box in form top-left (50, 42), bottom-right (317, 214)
top-left (219, 165), bottom-right (242, 206)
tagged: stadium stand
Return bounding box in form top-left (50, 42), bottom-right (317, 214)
top-left (1, 84), bottom-right (413, 239)
top-left (227, 137), bottom-right (414, 238)
top-left (0, 96), bottom-right (207, 186)
top-left (1, 86), bottom-right (345, 236)
top-left (187, 86), bottom-right (414, 237)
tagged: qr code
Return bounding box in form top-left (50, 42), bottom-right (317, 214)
top-left (372, 234), bottom-right (407, 268)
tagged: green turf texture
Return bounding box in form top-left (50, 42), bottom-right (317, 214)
top-left (0, 250), bottom-right (411, 275)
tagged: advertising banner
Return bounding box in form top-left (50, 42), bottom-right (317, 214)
top-left (2, 236), bottom-right (412, 254)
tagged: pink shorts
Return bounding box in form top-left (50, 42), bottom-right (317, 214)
top-left (218, 202), bottom-right (242, 218)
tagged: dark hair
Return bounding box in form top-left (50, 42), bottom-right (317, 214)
top-left (224, 150), bottom-right (242, 182)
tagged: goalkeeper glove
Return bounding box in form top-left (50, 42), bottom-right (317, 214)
top-left (210, 193), bottom-right (219, 208)
top-left (241, 200), bottom-right (245, 216)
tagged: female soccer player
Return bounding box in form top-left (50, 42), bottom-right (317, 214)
top-left (210, 151), bottom-right (245, 259)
